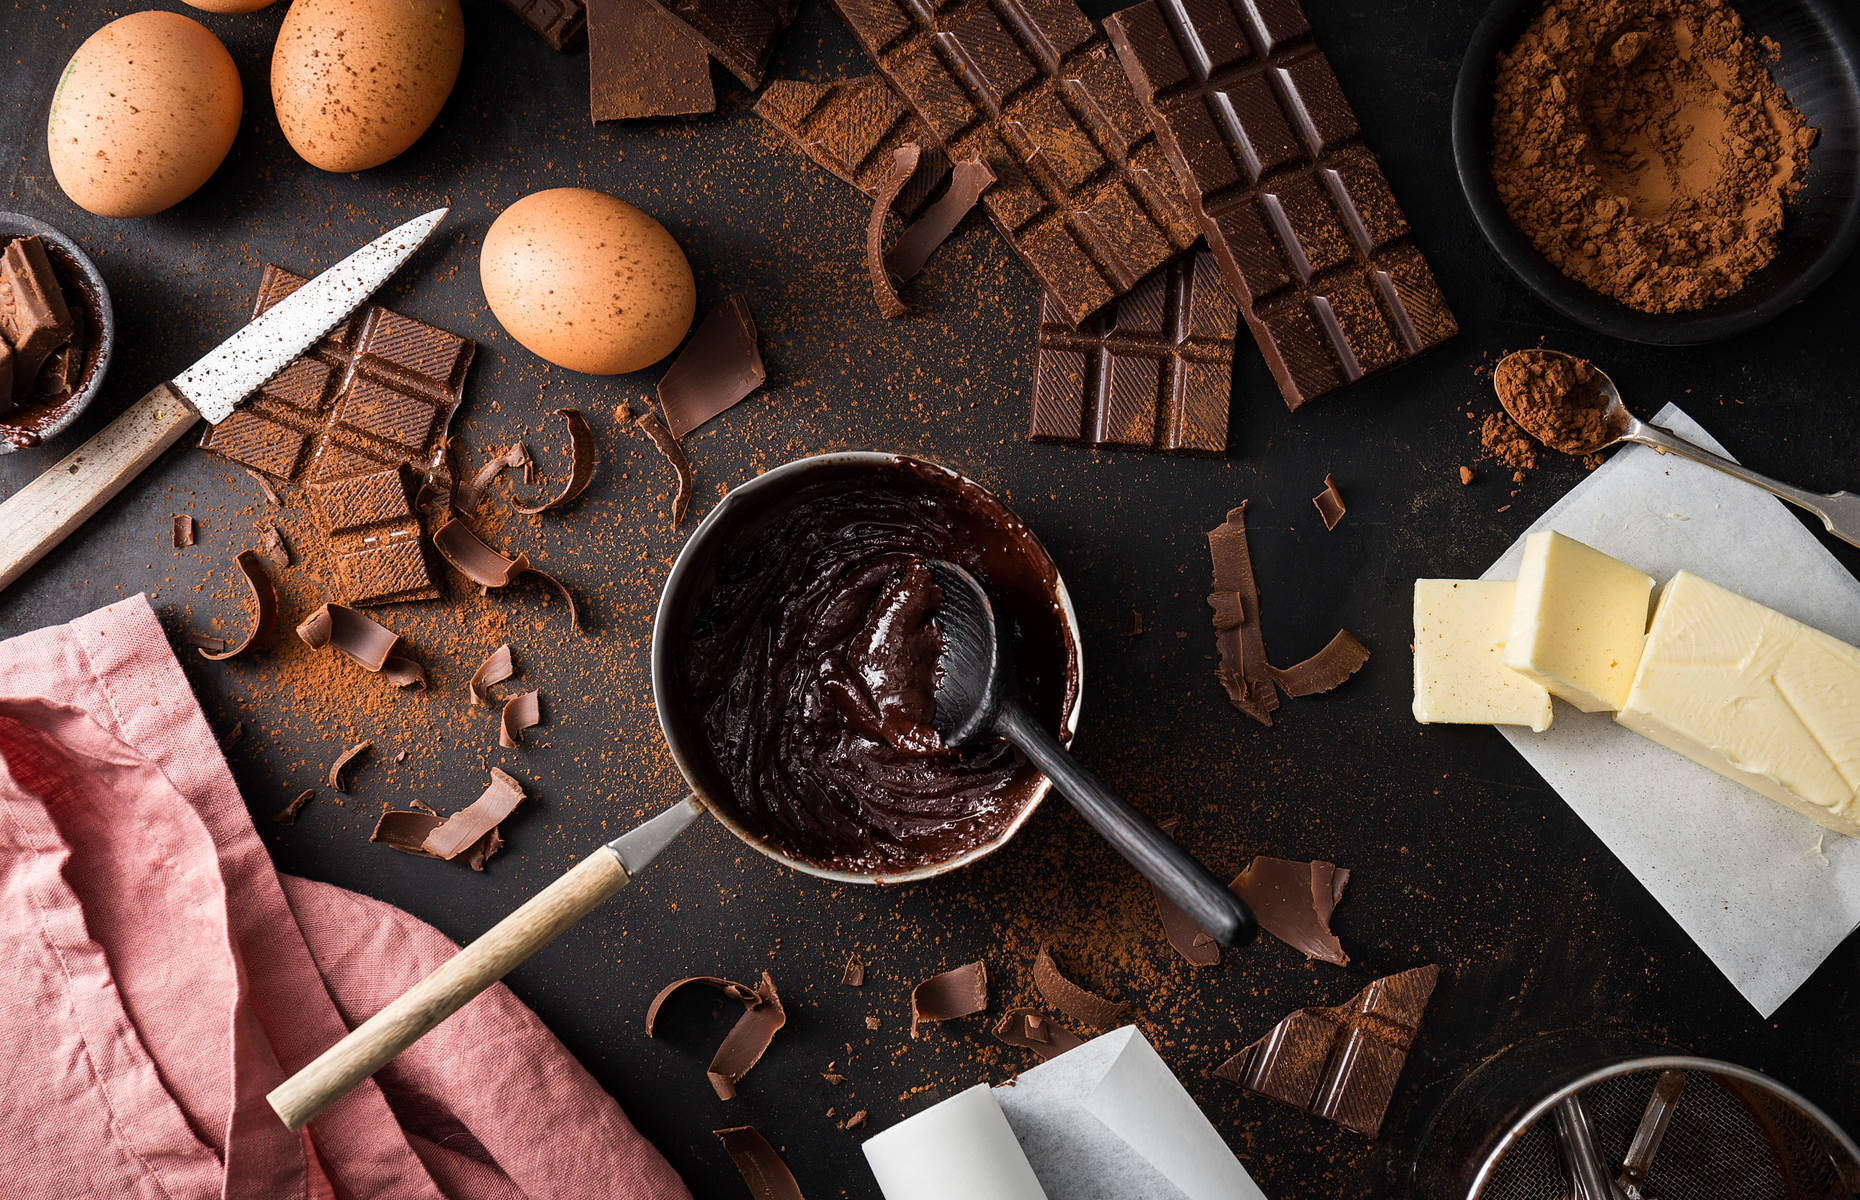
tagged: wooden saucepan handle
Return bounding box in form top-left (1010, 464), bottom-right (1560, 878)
top-left (0, 383), bottom-right (199, 592)
top-left (266, 847), bottom-right (631, 1131)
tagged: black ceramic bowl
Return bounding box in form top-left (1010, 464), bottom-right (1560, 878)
top-left (1451, 0), bottom-right (1860, 344)
top-left (0, 212), bottom-right (114, 452)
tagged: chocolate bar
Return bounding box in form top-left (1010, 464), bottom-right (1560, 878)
top-left (1105, 0), bottom-right (1456, 409)
top-left (589, 0), bottom-right (714, 121)
top-left (646, 0), bottom-right (798, 89)
top-left (754, 76), bottom-right (951, 220)
top-left (1030, 251), bottom-right (1235, 456)
top-left (495, 0), bottom-right (586, 50)
top-left (827, 0), bottom-right (1201, 328)
top-left (199, 266), bottom-right (475, 606)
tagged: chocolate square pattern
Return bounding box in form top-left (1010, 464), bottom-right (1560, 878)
top-left (754, 76), bottom-right (952, 220)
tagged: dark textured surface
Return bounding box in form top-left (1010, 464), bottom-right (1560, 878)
top-left (1, 1), bottom-right (1858, 1198)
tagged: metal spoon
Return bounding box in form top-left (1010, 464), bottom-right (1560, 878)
top-left (924, 559), bottom-right (1258, 948)
top-left (1495, 349), bottom-right (1860, 548)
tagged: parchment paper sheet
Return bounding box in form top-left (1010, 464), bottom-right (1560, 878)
top-left (1480, 404), bottom-right (1860, 1016)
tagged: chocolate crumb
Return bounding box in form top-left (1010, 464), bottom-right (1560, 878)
top-left (845, 1111), bottom-right (867, 1130)
top-left (1458, 466), bottom-right (1475, 485)
top-left (1312, 474), bottom-right (1346, 530)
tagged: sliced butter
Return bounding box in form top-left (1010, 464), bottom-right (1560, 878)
top-left (1413, 580), bottom-right (1553, 731)
top-left (1618, 570), bottom-right (1860, 838)
top-left (1502, 531), bottom-right (1653, 713)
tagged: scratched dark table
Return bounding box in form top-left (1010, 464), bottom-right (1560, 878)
top-left (3, 1), bottom-right (1857, 1196)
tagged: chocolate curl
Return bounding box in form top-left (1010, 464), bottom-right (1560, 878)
top-left (1230, 856), bottom-right (1350, 966)
top-left (910, 960), bottom-right (987, 1037)
top-left (469, 644), bottom-right (514, 706)
top-left (295, 603), bottom-right (426, 687)
top-left (272, 789), bottom-right (314, 825)
top-left (511, 410), bottom-right (595, 513)
top-left (218, 722), bottom-right (244, 750)
top-left (1313, 472), bottom-right (1346, 530)
top-left (260, 524), bottom-right (290, 568)
top-left (172, 513), bottom-right (195, 548)
top-left (197, 551), bottom-right (277, 662)
top-left (632, 409), bottom-right (692, 528)
top-left (371, 810), bottom-right (445, 857)
top-left (1151, 819), bottom-right (1220, 966)
top-left (1207, 502), bottom-right (1277, 725)
top-left (456, 442), bottom-right (531, 512)
top-left (657, 297), bottom-right (766, 439)
top-left (420, 767), bottom-right (525, 860)
top-left (713, 1127), bottom-right (804, 1200)
top-left (867, 143), bottom-right (921, 319)
top-left (1032, 943), bottom-right (1130, 1030)
top-left (1268, 630), bottom-right (1371, 698)
top-left (883, 156), bottom-right (995, 282)
top-left (433, 520), bottom-right (583, 634)
top-left (328, 741), bottom-right (372, 792)
top-left (993, 1007), bottom-right (1086, 1061)
top-left (647, 972), bottom-right (786, 1100)
top-left (245, 469), bottom-right (281, 505)
top-left (499, 690), bottom-right (542, 749)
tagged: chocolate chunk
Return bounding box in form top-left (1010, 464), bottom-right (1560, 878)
top-left (1029, 251), bottom-right (1236, 456)
top-left (499, 691), bottom-right (542, 749)
top-left (456, 444), bottom-right (530, 513)
top-left (1151, 819), bottom-right (1221, 965)
top-left (1230, 857), bottom-right (1349, 965)
top-left (0, 236), bottom-right (74, 401)
top-left (1213, 964), bottom-right (1440, 1137)
top-left (433, 520), bottom-right (583, 634)
top-left (273, 789), bottom-right (315, 825)
top-left (197, 551), bottom-right (277, 662)
top-left (172, 514), bottom-right (195, 548)
top-left (1032, 943), bottom-right (1130, 1030)
top-left (1268, 629), bottom-right (1370, 697)
top-left (421, 768), bottom-right (526, 860)
top-left (470, 644), bottom-right (515, 706)
top-left (648, 972), bottom-right (787, 1099)
top-left (590, 0), bottom-right (714, 120)
top-left (1313, 473), bottom-right (1345, 529)
top-left (910, 960), bottom-right (987, 1037)
top-left (512, 409), bottom-right (596, 513)
top-left (658, 298), bottom-right (764, 439)
top-left (829, 0), bottom-right (1201, 328)
top-left (714, 1127), bottom-right (804, 1200)
top-left (646, 0), bottom-right (797, 88)
top-left (883, 157), bottom-right (995, 283)
top-left (842, 952), bottom-right (865, 987)
top-left (754, 76), bottom-right (951, 220)
top-left (1104, 0), bottom-right (1456, 410)
top-left (496, 0), bottom-right (586, 49)
top-left (993, 1007), bottom-right (1086, 1060)
top-left (868, 145), bottom-right (923, 320)
top-left (1206, 503), bottom-right (1277, 724)
top-left (1126, 609), bottom-right (1144, 636)
top-left (198, 265), bottom-right (476, 607)
top-left (328, 740), bottom-right (372, 792)
top-left (295, 603), bottom-right (426, 687)
top-left (632, 409), bottom-right (693, 527)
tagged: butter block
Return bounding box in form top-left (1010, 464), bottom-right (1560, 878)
top-left (1618, 570), bottom-right (1860, 838)
top-left (1413, 580), bottom-right (1552, 731)
top-left (1502, 531), bottom-right (1653, 712)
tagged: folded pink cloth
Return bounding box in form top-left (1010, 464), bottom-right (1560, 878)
top-left (0, 595), bottom-right (690, 1200)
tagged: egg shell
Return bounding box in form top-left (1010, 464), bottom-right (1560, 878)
top-left (47, 12), bottom-right (242, 219)
top-left (272, 0), bottom-right (464, 173)
top-left (480, 190), bottom-right (697, 376)
top-left (183, 0), bottom-right (278, 11)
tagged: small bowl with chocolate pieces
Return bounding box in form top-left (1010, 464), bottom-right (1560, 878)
top-left (1452, 0), bottom-right (1860, 344)
top-left (0, 212), bottom-right (114, 452)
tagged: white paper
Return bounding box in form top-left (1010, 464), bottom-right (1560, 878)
top-left (863, 1082), bottom-right (1049, 1200)
top-left (1480, 404), bottom-right (1860, 1016)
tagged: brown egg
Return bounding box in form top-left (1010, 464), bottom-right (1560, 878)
top-left (272, 0), bottom-right (463, 173)
top-left (46, 12), bottom-right (242, 218)
top-left (183, 0), bottom-right (278, 11)
top-left (480, 190), bottom-right (696, 375)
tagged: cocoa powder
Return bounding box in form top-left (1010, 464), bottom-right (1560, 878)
top-left (1480, 413), bottom-right (1539, 471)
top-left (1494, 349), bottom-right (1614, 452)
top-left (1492, 0), bottom-right (1815, 313)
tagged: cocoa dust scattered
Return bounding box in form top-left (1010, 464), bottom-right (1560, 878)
top-left (1492, 0), bottom-right (1815, 312)
top-left (1480, 413), bottom-right (1539, 470)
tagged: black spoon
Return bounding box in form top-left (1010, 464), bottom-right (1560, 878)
top-left (925, 559), bottom-right (1258, 948)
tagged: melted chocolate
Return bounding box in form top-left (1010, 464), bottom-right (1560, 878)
top-left (678, 461), bottom-right (1073, 873)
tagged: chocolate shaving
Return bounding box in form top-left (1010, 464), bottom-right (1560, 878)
top-left (421, 767), bottom-right (526, 860)
top-left (187, 633), bottom-right (231, 653)
top-left (1207, 503), bottom-right (1278, 725)
top-left (1268, 630), bottom-right (1371, 698)
top-left (822, 1071), bottom-right (846, 1084)
top-left (328, 741), bottom-right (372, 792)
top-left (1313, 473), bottom-right (1346, 530)
top-left (658, 297), bottom-right (766, 439)
top-left (883, 157), bottom-right (995, 283)
top-left (499, 691), bottom-right (542, 749)
top-left (1032, 943), bottom-right (1129, 1030)
top-left (867, 144), bottom-right (922, 319)
top-left (272, 789), bottom-right (316, 825)
top-left (841, 952), bottom-right (865, 987)
top-left (1125, 609), bottom-right (1143, 637)
top-left (465, 826), bottom-right (504, 871)
top-left (993, 1007), bottom-right (1086, 1060)
top-left (714, 1127), bottom-right (804, 1200)
top-left (470, 644), bottom-right (515, 706)
top-left (245, 469), bottom-right (281, 505)
top-left (260, 524), bottom-right (290, 568)
top-left (910, 960), bottom-right (987, 1037)
top-left (172, 514), bottom-right (195, 548)
top-left (370, 810), bottom-right (446, 857)
top-left (218, 721), bottom-right (244, 750)
top-left (648, 971), bottom-right (786, 1100)
top-left (433, 520), bottom-right (583, 633)
top-left (844, 1111), bottom-right (867, 1130)
top-left (512, 410), bottom-right (596, 513)
top-left (456, 443), bottom-right (531, 512)
top-left (1231, 857), bottom-right (1350, 966)
top-left (198, 551), bottom-right (277, 662)
top-left (409, 797), bottom-right (440, 816)
top-left (632, 409), bottom-right (693, 527)
top-left (295, 603), bottom-right (425, 687)
top-left (1151, 819), bottom-right (1220, 966)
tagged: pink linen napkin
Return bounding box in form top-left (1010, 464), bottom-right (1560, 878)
top-left (0, 595), bottom-right (690, 1200)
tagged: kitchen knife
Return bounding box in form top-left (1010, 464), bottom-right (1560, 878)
top-left (0, 208), bottom-right (450, 593)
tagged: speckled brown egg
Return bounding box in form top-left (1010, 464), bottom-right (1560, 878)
top-left (272, 0), bottom-right (463, 173)
top-left (183, 0), bottom-right (278, 11)
top-left (480, 190), bottom-right (696, 375)
top-left (47, 12), bottom-right (242, 218)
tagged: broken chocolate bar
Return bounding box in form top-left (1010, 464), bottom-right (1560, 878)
top-left (589, 0), bottom-right (714, 121)
top-left (1105, 0), bottom-right (1456, 409)
top-left (172, 514), bottom-right (195, 548)
top-left (827, 0), bottom-right (1201, 328)
top-left (910, 960), bottom-right (988, 1037)
top-left (1313, 473), bottom-right (1345, 529)
top-left (646, 0), bottom-right (797, 88)
top-left (497, 0), bottom-right (586, 49)
top-left (1030, 251), bottom-right (1236, 455)
top-left (1214, 964), bottom-right (1439, 1136)
top-left (754, 76), bottom-right (952, 220)
top-left (0, 236), bottom-right (74, 401)
top-left (658, 298), bottom-right (764, 439)
top-left (1229, 857), bottom-right (1348, 965)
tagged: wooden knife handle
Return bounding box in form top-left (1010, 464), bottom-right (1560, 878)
top-left (0, 384), bottom-right (200, 593)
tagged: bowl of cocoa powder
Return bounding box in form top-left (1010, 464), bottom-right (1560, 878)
top-left (1452, 0), bottom-right (1860, 343)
